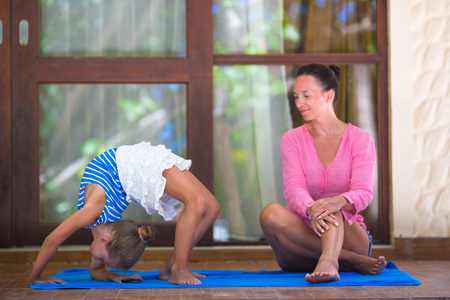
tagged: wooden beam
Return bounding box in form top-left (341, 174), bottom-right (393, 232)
top-left (36, 57), bottom-right (190, 83)
top-left (2, 238), bottom-right (450, 263)
top-left (214, 53), bottom-right (381, 65)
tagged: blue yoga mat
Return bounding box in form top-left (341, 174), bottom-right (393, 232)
top-left (31, 261), bottom-right (420, 289)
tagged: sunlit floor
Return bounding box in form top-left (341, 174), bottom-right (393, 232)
top-left (1, 260), bottom-right (449, 299)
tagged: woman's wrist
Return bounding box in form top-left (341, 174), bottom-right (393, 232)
top-left (339, 195), bottom-right (354, 211)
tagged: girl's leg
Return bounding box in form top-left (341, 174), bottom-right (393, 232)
top-left (159, 167), bottom-right (220, 285)
top-left (260, 203), bottom-right (386, 283)
top-left (180, 170), bottom-right (220, 248)
top-left (160, 170), bottom-right (220, 280)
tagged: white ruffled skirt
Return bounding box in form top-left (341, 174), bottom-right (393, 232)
top-left (116, 141), bottom-right (191, 221)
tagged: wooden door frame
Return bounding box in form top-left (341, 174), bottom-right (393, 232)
top-left (0, 0), bottom-right (12, 247)
top-left (10, 0), bottom-right (214, 246)
top-left (376, 0), bottom-right (390, 245)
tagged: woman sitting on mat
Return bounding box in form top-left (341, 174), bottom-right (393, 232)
top-left (31, 142), bottom-right (220, 285)
top-left (260, 64), bottom-right (386, 283)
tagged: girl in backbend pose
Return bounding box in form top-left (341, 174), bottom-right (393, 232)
top-left (31, 142), bottom-right (220, 285)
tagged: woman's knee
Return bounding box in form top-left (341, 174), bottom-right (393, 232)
top-left (331, 210), bottom-right (344, 224)
top-left (342, 220), bottom-right (370, 255)
top-left (260, 203), bottom-right (286, 228)
top-left (334, 209), bottom-right (343, 218)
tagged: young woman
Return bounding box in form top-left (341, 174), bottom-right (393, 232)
top-left (31, 142), bottom-right (220, 285)
top-left (260, 64), bottom-right (386, 283)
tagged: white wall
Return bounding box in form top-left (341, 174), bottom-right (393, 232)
top-left (389, 0), bottom-right (450, 238)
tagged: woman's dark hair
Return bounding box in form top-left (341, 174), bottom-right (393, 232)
top-left (106, 220), bottom-right (155, 270)
top-left (296, 64), bottom-right (341, 103)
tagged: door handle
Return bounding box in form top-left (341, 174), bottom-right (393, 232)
top-left (19, 19), bottom-right (28, 46)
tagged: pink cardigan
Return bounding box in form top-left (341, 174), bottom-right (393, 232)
top-left (281, 124), bottom-right (376, 230)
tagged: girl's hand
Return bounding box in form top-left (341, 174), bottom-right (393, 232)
top-left (111, 273), bottom-right (143, 283)
top-left (89, 256), bottom-right (142, 283)
top-left (32, 276), bottom-right (67, 284)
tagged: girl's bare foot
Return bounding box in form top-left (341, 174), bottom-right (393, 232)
top-left (305, 257), bottom-right (340, 283)
top-left (169, 268), bottom-right (201, 285)
top-left (159, 268), bottom-right (205, 281)
top-left (158, 268), bottom-right (171, 280)
top-left (158, 264), bottom-right (171, 280)
top-left (190, 271), bottom-right (206, 279)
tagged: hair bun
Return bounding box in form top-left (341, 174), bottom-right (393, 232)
top-left (329, 65), bottom-right (341, 83)
top-left (139, 225), bottom-right (156, 244)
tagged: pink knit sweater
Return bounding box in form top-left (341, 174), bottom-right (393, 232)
top-left (281, 124), bottom-right (376, 230)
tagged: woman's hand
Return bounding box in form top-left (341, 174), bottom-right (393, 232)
top-left (32, 276), bottom-right (67, 284)
top-left (310, 214), bottom-right (337, 237)
top-left (111, 273), bottom-right (143, 283)
top-left (307, 196), bottom-right (348, 237)
top-left (307, 196), bottom-right (348, 220)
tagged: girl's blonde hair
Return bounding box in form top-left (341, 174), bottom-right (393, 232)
top-left (105, 220), bottom-right (155, 270)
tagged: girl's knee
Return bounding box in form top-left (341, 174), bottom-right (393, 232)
top-left (186, 190), bottom-right (207, 216)
top-left (213, 200), bottom-right (221, 218)
top-left (207, 197), bottom-right (221, 219)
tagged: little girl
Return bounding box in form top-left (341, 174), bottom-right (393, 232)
top-left (30, 141), bottom-right (220, 285)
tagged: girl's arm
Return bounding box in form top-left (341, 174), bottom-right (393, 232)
top-left (30, 197), bottom-right (104, 284)
top-left (89, 257), bottom-right (143, 283)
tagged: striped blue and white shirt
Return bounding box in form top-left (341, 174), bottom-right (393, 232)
top-left (77, 148), bottom-right (129, 228)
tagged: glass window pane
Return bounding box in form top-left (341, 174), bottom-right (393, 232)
top-left (213, 64), bottom-right (379, 241)
top-left (39, 84), bottom-right (186, 223)
top-left (213, 0), bottom-right (377, 54)
top-left (213, 65), bottom-right (292, 241)
top-left (39, 0), bottom-right (186, 57)
top-left (335, 64), bottom-right (379, 238)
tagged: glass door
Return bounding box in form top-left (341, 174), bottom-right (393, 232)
top-left (10, 0), bottom-right (214, 246)
top-left (2, 0), bottom-right (389, 248)
top-left (211, 0), bottom-right (389, 244)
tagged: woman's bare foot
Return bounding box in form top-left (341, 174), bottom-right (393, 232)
top-left (340, 255), bottom-right (387, 275)
top-left (372, 256), bottom-right (387, 274)
top-left (305, 257), bottom-right (340, 283)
